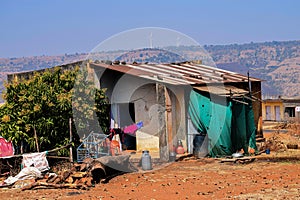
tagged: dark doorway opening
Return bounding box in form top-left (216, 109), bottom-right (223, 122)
top-left (285, 107), bottom-right (295, 117)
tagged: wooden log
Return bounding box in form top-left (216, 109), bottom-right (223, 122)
top-left (90, 163), bottom-right (106, 183)
top-left (65, 176), bottom-right (74, 184)
top-left (62, 170), bottom-right (71, 181)
top-left (53, 176), bottom-right (62, 184)
top-left (85, 177), bottom-right (93, 187)
top-left (80, 163), bottom-right (88, 172)
top-left (220, 157), bottom-right (256, 163)
top-left (71, 172), bottom-right (87, 178)
top-left (47, 174), bottom-right (58, 183)
top-left (21, 182), bottom-right (87, 190)
top-left (71, 163), bottom-right (81, 172)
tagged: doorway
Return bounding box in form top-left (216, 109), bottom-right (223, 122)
top-left (266, 106), bottom-right (271, 120)
top-left (111, 103), bottom-right (136, 150)
top-left (275, 106), bottom-right (281, 121)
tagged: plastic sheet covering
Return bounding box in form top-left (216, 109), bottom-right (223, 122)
top-left (22, 151), bottom-right (49, 172)
top-left (4, 167), bottom-right (43, 185)
top-left (188, 90), bottom-right (257, 157)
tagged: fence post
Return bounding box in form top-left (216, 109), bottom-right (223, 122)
top-left (69, 118), bottom-right (73, 163)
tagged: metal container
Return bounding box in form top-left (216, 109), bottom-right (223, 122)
top-left (169, 152), bottom-right (177, 162)
top-left (141, 150), bottom-right (152, 170)
top-left (193, 134), bottom-right (208, 158)
top-left (232, 152), bottom-right (244, 158)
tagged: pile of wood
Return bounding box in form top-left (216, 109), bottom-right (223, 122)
top-left (21, 155), bottom-right (137, 190)
top-left (261, 134), bottom-right (287, 152)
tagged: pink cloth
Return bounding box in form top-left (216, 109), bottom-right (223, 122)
top-left (123, 124), bottom-right (138, 134)
top-left (0, 137), bottom-right (14, 157)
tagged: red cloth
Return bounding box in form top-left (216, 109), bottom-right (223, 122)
top-left (0, 137), bottom-right (14, 157)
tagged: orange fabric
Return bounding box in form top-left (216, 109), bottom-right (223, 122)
top-left (110, 140), bottom-right (120, 156)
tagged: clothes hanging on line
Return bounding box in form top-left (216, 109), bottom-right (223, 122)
top-left (123, 121), bottom-right (144, 135)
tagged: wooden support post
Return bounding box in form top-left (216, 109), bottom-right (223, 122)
top-left (165, 88), bottom-right (174, 154)
top-left (156, 83), bottom-right (168, 162)
top-left (69, 118), bottom-right (73, 163)
top-left (33, 126), bottom-right (39, 152)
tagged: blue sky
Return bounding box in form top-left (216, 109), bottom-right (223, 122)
top-left (1, 0), bottom-right (300, 58)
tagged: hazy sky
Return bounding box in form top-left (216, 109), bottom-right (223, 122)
top-left (1, 0), bottom-right (300, 58)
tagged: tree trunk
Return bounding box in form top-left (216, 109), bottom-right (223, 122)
top-left (33, 126), bottom-right (40, 152)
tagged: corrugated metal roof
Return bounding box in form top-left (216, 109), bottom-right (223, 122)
top-left (193, 85), bottom-right (249, 97)
top-left (90, 62), bottom-right (261, 85)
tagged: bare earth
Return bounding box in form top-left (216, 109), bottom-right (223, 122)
top-left (1, 156), bottom-right (300, 200)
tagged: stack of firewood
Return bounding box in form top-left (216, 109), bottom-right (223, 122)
top-left (22, 155), bottom-right (137, 190)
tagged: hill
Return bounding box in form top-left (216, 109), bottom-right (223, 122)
top-left (205, 41), bottom-right (300, 97)
top-left (0, 40), bottom-right (299, 101)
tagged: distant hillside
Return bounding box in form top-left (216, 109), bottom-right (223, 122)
top-left (116, 48), bottom-right (186, 63)
top-left (1, 40), bottom-right (299, 101)
top-left (205, 41), bottom-right (300, 97)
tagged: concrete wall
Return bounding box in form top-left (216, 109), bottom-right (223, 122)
top-left (262, 101), bottom-right (284, 121)
top-left (131, 84), bottom-right (160, 152)
top-left (93, 67), bottom-right (188, 154)
top-left (132, 84), bottom-right (187, 154)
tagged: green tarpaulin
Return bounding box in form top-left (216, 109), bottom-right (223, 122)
top-left (188, 89), bottom-right (257, 157)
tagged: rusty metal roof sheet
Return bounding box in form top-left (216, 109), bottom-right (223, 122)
top-left (90, 62), bottom-right (261, 85)
top-left (193, 85), bottom-right (249, 96)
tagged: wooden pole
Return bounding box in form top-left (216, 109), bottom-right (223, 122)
top-left (20, 140), bottom-right (24, 154)
top-left (165, 88), bottom-right (173, 154)
top-left (33, 126), bottom-right (40, 152)
top-left (69, 118), bottom-right (73, 163)
top-left (156, 84), bottom-right (168, 162)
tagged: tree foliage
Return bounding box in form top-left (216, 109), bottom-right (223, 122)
top-left (0, 65), bottom-right (109, 155)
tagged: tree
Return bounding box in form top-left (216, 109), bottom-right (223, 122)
top-left (0, 65), bottom-right (109, 155)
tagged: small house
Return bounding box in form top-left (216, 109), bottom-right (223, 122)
top-left (262, 96), bottom-right (300, 122)
top-left (6, 60), bottom-right (263, 160)
top-left (89, 61), bottom-right (262, 160)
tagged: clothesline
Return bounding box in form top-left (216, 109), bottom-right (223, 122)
top-left (0, 143), bottom-right (71, 160)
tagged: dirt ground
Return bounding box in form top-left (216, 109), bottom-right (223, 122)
top-left (1, 123), bottom-right (300, 200)
top-left (0, 156), bottom-right (300, 200)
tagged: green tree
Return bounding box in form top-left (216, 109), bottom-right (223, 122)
top-left (0, 65), bottom-right (109, 155)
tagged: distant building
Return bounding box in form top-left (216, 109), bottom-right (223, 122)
top-left (262, 96), bottom-right (300, 121)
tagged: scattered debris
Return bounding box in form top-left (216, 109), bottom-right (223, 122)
top-left (260, 134), bottom-right (287, 152)
top-left (16, 155), bottom-right (138, 190)
top-left (220, 157), bottom-right (256, 164)
top-left (286, 144), bottom-right (298, 149)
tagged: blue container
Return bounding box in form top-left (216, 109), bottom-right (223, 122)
top-left (266, 148), bottom-right (270, 154)
top-left (141, 150), bottom-right (152, 170)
